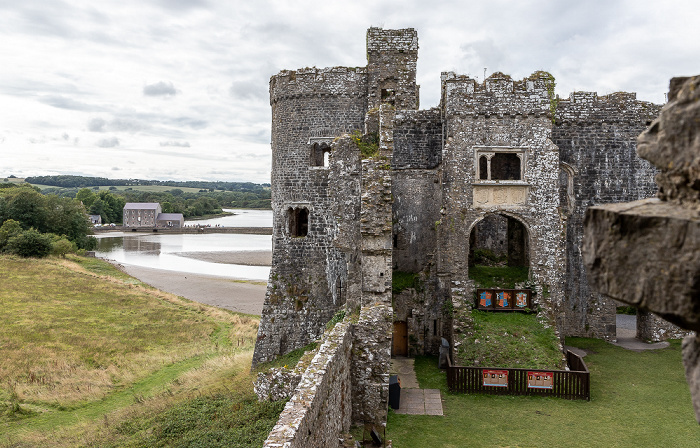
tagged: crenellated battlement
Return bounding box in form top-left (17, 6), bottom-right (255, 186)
top-left (269, 66), bottom-right (368, 105)
top-left (366, 27), bottom-right (418, 54)
top-left (555, 90), bottom-right (660, 124)
top-left (441, 71), bottom-right (554, 117)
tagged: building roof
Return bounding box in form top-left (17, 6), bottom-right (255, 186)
top-left (156, 213), bottom-right (184, 221)
top-left (124, 202), bottom-right (160, 210)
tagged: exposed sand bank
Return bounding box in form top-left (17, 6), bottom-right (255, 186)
top-left (119, 264), bottom-right (267, 316)
top-left (173, 250), bottom-right (271, 266)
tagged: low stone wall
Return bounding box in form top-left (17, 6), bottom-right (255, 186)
top-left (263, 319), bottom-right (353, 448)
top-left (637, 310), bottom-right (693, 342)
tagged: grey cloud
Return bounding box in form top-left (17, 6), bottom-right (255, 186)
top-left (160, 141), bottom-right (191, 147)
top-left (143, 81), bottom-right (177, 96)
top-left (96, 137), bottom-right (119, 148)
top-left (154, 0), bottom-right (209, 10)
top-left (172, 117), bottom-right (208, 130)
top-left (229, 80), bottom-right (267, 101)
top-left (88, 117), bottom-right (106, 132)
top-left (110, 118), bottom-right (146, 133)
top-left (88, 117), bottom-right (146, 133)
top-left (111, 167), bottom-right (121, 171)
top-left (39, 95), bottom-right (99, 111)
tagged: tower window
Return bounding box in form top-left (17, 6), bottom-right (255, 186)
top-left (288, 207), bottom-right (309, 237)
top-left (310, 143), bottom-right (331, 167)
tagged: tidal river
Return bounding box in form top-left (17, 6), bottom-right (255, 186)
top-left (95, 209), bottom-right (272, 281)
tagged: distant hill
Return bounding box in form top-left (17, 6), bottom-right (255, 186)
top-left (22, 175), bottom-right (270, 191)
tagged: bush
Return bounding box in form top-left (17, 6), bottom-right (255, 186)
top-left (5, 228), bottom-right (53, 257)
top-left (51, 238), bottom-right (74, 258)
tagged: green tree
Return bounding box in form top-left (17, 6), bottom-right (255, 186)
top-left (0, 219), bottom-right (22, 249)
top-left (76, 188), bottom-right (97, 208)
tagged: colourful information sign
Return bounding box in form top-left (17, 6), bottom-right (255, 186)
top-left (527, 371), bottom-right (554, 389)
top-left (483, 369), bottom-right (508, 387)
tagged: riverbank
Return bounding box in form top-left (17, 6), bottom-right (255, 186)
top-left (119, 264), bottom-right (267, 315)
top-left (175, 249), bottom-right (271, 266)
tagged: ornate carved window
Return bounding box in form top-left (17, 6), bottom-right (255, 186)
top-left (475, 147), bottom-right (526, 182)
top-left (473, 147), bottom-right (529, 208)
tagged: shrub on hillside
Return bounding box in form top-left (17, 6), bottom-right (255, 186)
top-left (5, 228), bottom-right (53, 257)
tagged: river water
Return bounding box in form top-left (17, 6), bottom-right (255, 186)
top-left (95, 209), bottom-right (272, 280)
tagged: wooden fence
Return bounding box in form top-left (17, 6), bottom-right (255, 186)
top-left (447, 350), bottom-right (590, 400)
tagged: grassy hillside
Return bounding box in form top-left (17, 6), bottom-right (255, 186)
top-left (0, 255), bottom-right (280, 447)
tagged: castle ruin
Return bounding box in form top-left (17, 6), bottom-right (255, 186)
top-left (254, 27), bottom-right (692, 445)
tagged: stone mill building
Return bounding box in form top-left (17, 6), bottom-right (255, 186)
top-left (252, 27), bottom-right (670, 369)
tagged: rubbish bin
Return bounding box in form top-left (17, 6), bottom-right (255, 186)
top-left (389, 375), bottom-right (401, 410)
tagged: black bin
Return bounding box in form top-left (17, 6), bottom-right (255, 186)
top-left (389, 375), bottom-right (401, 410)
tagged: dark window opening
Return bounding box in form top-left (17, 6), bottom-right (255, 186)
top-left (289, 207), bottom-right (309, 237)
top-left (310, 143), bottom-right (331, 167)
top-left (381, 88), bottom-right (395, 105)
top-left (490, 153), bottom-right (521, 180)
top-left (479, 155), bottom-right (489, 180)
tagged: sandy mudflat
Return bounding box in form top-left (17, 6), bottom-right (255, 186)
top-left (120, 265), bottom-right (267, 316)
top-left (174, 250), bottom-right (272, 266)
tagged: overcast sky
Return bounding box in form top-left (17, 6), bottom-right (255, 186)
top-left (1, 0), bottom-right (698, 184)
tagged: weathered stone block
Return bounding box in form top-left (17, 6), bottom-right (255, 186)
top-left (583, 199), bottom-right (700, 330)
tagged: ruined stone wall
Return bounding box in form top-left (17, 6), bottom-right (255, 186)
top-left (553, 92), bottom-right (661, 339)
top-left (366, 28), bottom-right (419, 111)
top-left (253, 68), bottom-right (368, 365)
top-left (438, 72), bottom-right (566, 360)
top-left (263, 319), bottom-right (353, 448)
top-left (637, 310), bottom-right (693, 342)
top-left (391, 109), bottom-right (442, 273)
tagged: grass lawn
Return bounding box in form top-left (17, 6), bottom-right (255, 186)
top-left (0, 255), bottom-right (280, 447)
top-left (387, 340), bottom-right (700, 447)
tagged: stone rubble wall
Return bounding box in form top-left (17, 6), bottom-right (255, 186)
top-left (263, 320), bottom-right (353, 448)
top-left (252, 65), bottom-right (368, 366)
top-left (439, 72), bottom-right (566, 360)
top-left (351, 303), bottom-right (393, 424)
top-left (391, 108), bottom-right (442, 273)
top-left (583, 75), bottom-right (700, 422)
top-left (366, 28), bottom-right (419, 111)
top-left (553, 92), bottom-right (661, 339)
top-left (254, 367), bottom-right (303, 403)
top-left (637, 310), bottom-right (692, 342)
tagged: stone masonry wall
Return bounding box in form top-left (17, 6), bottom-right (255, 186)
top-left (263, 319), bottom-right (353, 448)
top-left (439, 72), bottom-right (566, 355)
top-left (253, 68), bottom-right (368, 365)
top-left (391, 108), bottom-right (442, 273)
top-left (366, 28), bottom-right (419, 111)
top-left (637, 310), bottom-right (693, 342)
top-left (553, 92), bottom-right (661, 339)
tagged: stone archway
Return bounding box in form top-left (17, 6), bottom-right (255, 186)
top-left (468, 212), bottom-right (530, 269)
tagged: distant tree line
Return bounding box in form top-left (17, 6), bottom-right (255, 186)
top-left (0, 183), bottom-right (96, 257)
top-left (25, 175), bottom-right (270, 192)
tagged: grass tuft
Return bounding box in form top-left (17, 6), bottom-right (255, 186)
top-left (457, 310), bottom-right (562, 369)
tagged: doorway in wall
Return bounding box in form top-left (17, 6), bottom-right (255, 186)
top-left (468, 213), bottom-right (530, 287)
top-left (393, 321), bottom-right (408, 356)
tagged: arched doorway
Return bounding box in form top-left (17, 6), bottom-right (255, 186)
top-left (468, 213), bottom-right (530, 285)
